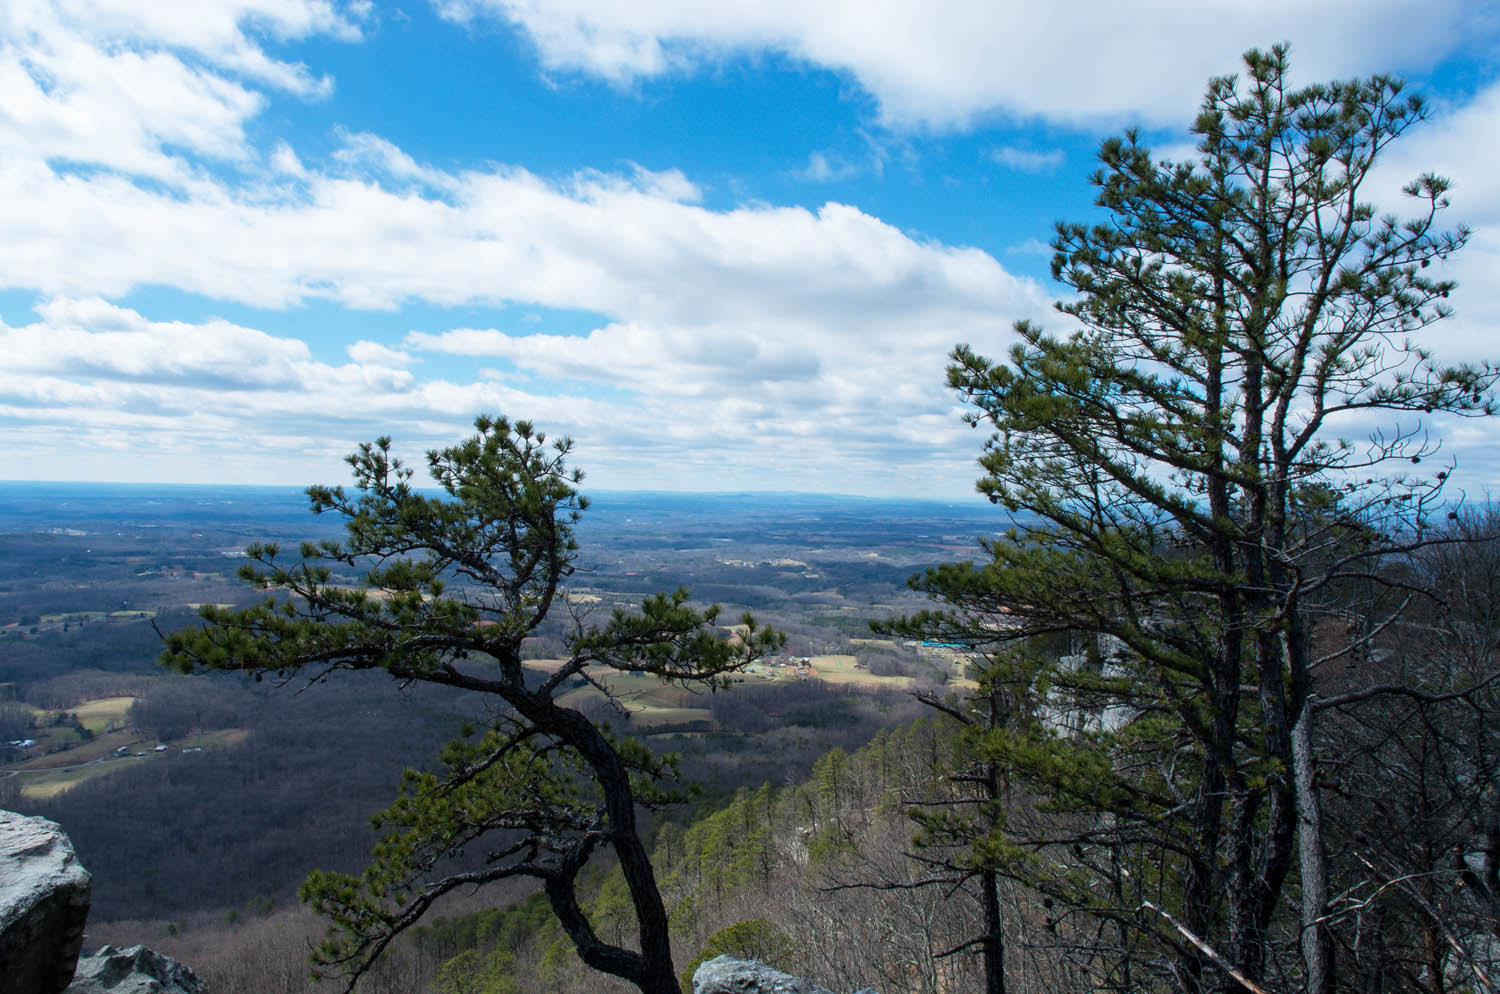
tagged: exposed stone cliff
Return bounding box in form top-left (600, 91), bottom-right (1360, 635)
top-left (0, 811), bottom-right (204, 994)
top-left (1, 811), bottom-right (92, 994)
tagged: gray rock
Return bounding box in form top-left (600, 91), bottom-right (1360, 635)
top-left (0, 810), bottom-right (92, 994)
top-left (693, 956), bottom-right (867, 994)
top-left (66, 946), bottom-right (207, 994)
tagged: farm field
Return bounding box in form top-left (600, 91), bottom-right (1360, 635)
top-left (539, 666), bottom-right (717, 728)
top-left (524, 644), bottom-right (976, 730)
top-left (70, 695), bottom-right (138, 734)
top-left (9, 727), bottom-right (251, 800)
top-left (2, 691), bottom-right (251, 799)
top-left (5, 695), bottom-right (138, 761)
top-left (805, 653), bottom-right (911, 688)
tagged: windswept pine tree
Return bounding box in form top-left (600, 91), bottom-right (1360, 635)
top-left (162, 416), bottom-right (782, 994)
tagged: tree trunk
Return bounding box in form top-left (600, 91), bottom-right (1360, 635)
top-left (981, 867), bottom-right (1005, 994)
top-left (1292, 703), bottom-right (1334, 994)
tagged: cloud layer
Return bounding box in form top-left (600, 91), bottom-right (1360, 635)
top-left (0, 0), bottom-right (1497, 496)
top-left (440, 0), bottom-right (1484, 128)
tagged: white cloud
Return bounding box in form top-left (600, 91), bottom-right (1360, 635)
top-left (269, 140), bottom-right (308, 177)
top-left (5, 69), bottom-right (1498, 493)
top-left (1365, 77), bottom-right (1500, 385)
top-left (0, 112), bottom-right (1053, 492)
top-left (0, 0), bottom-right (361, 180)
top-left (990, 146), bottom-right (1063, 173)
top-left (434, 0), bottom-right (1489, 129)
top-left (790, 151), bottom-right (859, 183)
top-left (1005, 237), bottom-right (1052, 257)
top-left (331, 129), bottom-right (468, 196)
top-left (0, 294), bottom-right (996, 493)
top-left (0, 297), bottom-right (423, 392)
top-left (0, 135), bottom-right (1037, 322)
top-left (347, 340), bottom-right (416, 367)
top-left (10, 297), bottom-right (308, 384)
top-left (26, 0), bottom-right (363, 93)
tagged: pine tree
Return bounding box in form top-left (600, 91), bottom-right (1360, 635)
top-left (890, 46), bottom-right (1495, 994)
top-left (161, 416), bottom-right (782, 994)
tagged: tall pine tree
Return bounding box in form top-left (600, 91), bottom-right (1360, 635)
top-left (890, 47), bottom-right (1495, 994)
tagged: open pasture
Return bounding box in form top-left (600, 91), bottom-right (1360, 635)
top-left (806, 654), bottom-right (915, 689)
top-left (552, 669), bottom-right (716, 728)
top-left (70, 695), bottom-right (137, 734)
top-left (12, 726), bottom-right (250, 800)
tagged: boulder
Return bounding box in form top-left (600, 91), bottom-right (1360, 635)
top-left (692, 956), bottom-right (877, 994)
top-left (0, 810), bottom-right (92, 994)
top-left (65, 946), bottom-right (207, 994)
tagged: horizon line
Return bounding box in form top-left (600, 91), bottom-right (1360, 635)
top-left (0, 478), bottom-right (989, 505)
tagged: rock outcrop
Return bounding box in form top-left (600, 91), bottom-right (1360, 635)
top-left (0, 810), bottom-right (93, 994)
top-left (0, 811), bottom-right (202, 994)
top-left (692, 956), bottom-right (877, 994)
top-left (65, 946), bottom-right (207, 994)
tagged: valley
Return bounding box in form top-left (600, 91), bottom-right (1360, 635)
top-left (0, 481), bottom-right (1005, 925)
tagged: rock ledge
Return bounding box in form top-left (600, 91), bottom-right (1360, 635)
top-left (66, 945), bottom-right (208, 994)
top-left (0, 810), bottom-right (93, 994)
top-left (692, 956), bottom-right (876, 994)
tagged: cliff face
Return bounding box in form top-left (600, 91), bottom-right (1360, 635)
top-left (0, 811), bottom-right (204, 994)
top-left (0, 811), bottom-right (92, 994)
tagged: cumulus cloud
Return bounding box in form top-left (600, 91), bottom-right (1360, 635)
top-left (0, 132), bottom-right (1038, 321)
top-left (1364, 77), bottom-right (1500, 381)
top-left (0, 298), bottom-right (452, 484)
top-left (0, 295), bottom-right (992, 493)
top-left (0, 297), bottom-right (405, 390)
top-left (346, 339), bottom-right (417, 367)
top-left (0, 0), bottom-right (362, 179)
top-left (434, 0), bottom-right (1488, 129)
top-left (0, 0), bottom-right (1055, 497)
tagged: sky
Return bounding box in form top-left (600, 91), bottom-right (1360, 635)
top-left (1, 1), bottom-right (1498, 498)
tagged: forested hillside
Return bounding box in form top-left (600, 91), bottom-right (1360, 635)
top-left (85, 716), bottom-right (1034, 994)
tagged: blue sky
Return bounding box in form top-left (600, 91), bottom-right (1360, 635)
top-left (2, 1), bottom-right (1498, 497)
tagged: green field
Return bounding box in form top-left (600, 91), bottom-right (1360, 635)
top-left (549, 669), bottom-right (717, 728)
top-left (70, 696), bottom-right (137, 734)
top-left (16, 761), bottom-right (127, 800)
top-left (4, 691), bottom-right (250, 799)
top-left (13, 727), bottom-right (250, 800)
top-left (524, 646), bottom-right (973, 702)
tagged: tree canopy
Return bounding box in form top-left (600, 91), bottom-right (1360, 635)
top-left (161, 416), bottom-right (782, 994)
top-left (887, 46), bottom-right (1496, 994)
